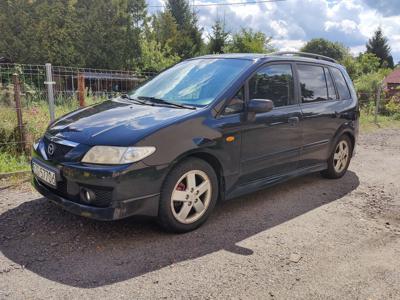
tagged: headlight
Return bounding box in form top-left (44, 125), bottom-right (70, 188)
top-left (81, 146), bottom-right (156, 164)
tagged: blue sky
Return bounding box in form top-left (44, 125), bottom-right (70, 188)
top-left (148, 0), bottom-right (400, 63)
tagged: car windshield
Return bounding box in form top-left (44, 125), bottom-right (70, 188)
top-left (129, 58), bottom-right (252, 107)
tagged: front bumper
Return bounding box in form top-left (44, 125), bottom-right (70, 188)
top-left (33, 177), bottom-right (160, 220)
top-left (31, 148), bottom-right (169, 220)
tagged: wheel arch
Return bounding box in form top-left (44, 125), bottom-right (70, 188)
top-left (167, 150), bottom-right (226, 202)
top-left (331, 126), bottom-right (356, 156)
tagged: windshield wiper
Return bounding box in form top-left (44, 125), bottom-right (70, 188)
top-left (137, 96), bottom-right (196, 110)
top-left (120, 94), bottom-right (149, 106)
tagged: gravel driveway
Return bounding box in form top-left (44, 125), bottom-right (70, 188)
top-left (0, 129), bottom-right (399, 299)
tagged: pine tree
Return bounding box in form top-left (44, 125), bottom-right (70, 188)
top-left (366, 27), bottom-right (394, 68)
top-left (126, 0), bottom-right (147, 68)
top-left (208, 18), bottom-right (229, 54)
top-left (165, 0), bottom-right (203, 58)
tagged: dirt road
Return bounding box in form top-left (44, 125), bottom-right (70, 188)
top-left (0, 129), bottom-right (399, 299)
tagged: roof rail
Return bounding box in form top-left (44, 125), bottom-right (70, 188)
top-left (269, 51), bottom-right (338, 63)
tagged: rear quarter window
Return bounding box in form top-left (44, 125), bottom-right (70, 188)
top-left (330, 67), bottom-right (351, 100)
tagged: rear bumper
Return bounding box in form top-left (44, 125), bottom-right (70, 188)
top-left (33, 177), bottom-right (160, 220)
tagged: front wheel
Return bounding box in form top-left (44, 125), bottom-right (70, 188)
top-left (158, 158), bottom-right (218, 233)
top-left (321, 135), bottom-right (352, 179)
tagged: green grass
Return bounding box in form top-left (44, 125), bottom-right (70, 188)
top-left (0, 96), bottom-right (105, 174)
top-left (0, 151), bottom-right (30, 173)
top-left (359, 110), bottom-right (400, 132)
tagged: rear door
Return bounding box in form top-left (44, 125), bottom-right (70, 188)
top-left (296, 63), bottom-right (347, 168)
top-left (240, 63), bottom-right (303, 184)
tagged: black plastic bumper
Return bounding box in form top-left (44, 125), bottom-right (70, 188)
top-left (33, 177), bottom-right (160, 220)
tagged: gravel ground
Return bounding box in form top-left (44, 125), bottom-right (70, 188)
top-left (0, 129), bottom-right (399, 299)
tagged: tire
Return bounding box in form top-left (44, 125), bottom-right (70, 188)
top-left (158, 158), bottom-right (218, 233)
top-left (321, 135), bottom-right (353, 179)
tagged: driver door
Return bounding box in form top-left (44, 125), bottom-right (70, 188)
top-left (240, 63), bottom-right (303, 183)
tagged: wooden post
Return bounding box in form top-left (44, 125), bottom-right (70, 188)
top-left (12, 74), bottom-right (26, 153)
top-left (374, 83), bottom-right (383, 124)
top-left (77, 73), bottom-right (86, 107)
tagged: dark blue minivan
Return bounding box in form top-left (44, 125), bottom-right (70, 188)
top-left (31, 52), bottom-right (359, 232)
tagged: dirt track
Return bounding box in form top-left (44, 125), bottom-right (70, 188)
top-left (0, 129), bottom-right (399, 299)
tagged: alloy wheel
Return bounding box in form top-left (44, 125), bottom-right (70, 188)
top-left (170, 170), bottom-right (212, 224)
top-left (333, 140), bottom-right (350, 173)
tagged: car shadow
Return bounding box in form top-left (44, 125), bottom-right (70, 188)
top-left (0, 171), bottom-right (359, 288)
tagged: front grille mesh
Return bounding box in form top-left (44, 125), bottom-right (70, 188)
top-left (43, 137), bottom-right (74, 161)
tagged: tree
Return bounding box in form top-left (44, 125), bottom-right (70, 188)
top-left (0, 0), bottom-right (35, 63)
top-left (126, 0), bottom-right (147, 68)
top-left (152, 11), bottom-right (179, 51)
top-left (366, 27), bottom-right (394, 68)
top-left (165, 0), bottom-right (203, 58)
top-left (32, 0), bottom-right (83, 66)
top-left (140, 39), bottom-right (180, 72)
top-left (208, 18), bottom-right (229, 54)
top-left (225, 28), bottom-right (274, 53)
top-left (301, 38), bottom-right (347, 61)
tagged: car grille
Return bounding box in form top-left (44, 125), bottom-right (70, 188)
top-left (43, 136), bottom-right (74, 161)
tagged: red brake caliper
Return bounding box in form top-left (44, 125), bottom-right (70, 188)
top-left (176, 182), bottom-right (186, 191)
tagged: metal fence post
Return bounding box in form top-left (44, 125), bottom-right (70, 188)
top-left (45, 63), bottom-right (56, 122)
top-left (374, 83), bottom-right (383, 124)
top-left (12, 73), bottom-right (26, 153)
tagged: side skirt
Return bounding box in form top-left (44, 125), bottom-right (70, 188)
top-left (225, 163), bottom-right (327, 200)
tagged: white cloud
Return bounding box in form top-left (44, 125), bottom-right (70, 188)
top-left (150, 0), bottom-right (400, 63)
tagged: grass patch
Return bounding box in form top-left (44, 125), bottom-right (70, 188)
top-left (359, 110), bottom-right (400, 132)
top-left (0, 151), bottom-right (30, 173)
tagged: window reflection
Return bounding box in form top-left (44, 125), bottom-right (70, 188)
top-left (249, 64), bottom-right (294, 107)
top-left (130, 59), bottom-right (252, 107)
top-left (298, 64), bottom-right (329, 103)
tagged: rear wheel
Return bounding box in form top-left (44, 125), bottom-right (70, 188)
top-left (321, 135), bottom-right (352, 179)
top-left (158, 158), bottom-right (218, 233)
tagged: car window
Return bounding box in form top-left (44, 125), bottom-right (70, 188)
top-left (330, 67), bottom-right (351, 100)
top-left (298, 64), bottom-right (329, 103)
top-left (249, 64), bottom-right (294, 108)
top-left (129, 58), bottom-right (252, 107)
top-left (324, 67), bottom-right (337, 100)
top-left (222, 87), bottom-right (245, 115)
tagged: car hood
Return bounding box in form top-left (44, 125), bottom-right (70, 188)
top-left (46, 99), bottom-right (196, 146)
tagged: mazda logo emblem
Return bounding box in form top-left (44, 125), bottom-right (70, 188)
top-left (47, 143), bottom-right (55, 156)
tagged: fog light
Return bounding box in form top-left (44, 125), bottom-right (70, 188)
top-left (80, 188), bottom-right (96, 203)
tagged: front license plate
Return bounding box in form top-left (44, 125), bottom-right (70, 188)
top-left (32, 162), bottom-right (57, 188)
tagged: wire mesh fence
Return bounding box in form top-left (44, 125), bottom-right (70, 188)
top-left (0, 63), bottom-right (156, 174)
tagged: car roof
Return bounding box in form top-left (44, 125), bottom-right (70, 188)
top-left (194, 53), bottom-right (342, 68)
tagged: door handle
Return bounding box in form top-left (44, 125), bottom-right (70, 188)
top-left (288, 117), bottom-right (299, 126)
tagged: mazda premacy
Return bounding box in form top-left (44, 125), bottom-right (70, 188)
top-left (32, 52), bottom-right (359, 232)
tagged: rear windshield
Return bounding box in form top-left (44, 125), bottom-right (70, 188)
top-left (129, 58), bottom-right (252, 107)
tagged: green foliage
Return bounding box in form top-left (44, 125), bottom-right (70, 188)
top-left (140, 39), bottom-right (180, 72)
top-left (366, 27), bottom-right (394, 68)
top-left (341, 53), bottom-right (381, 80)
top-left (225, 28), bottom-right (274, 53)
top-left (354, 68), bottom-right (391, 96)
top-left (301, 38), bottom-right (348, 61)
top-left (385, 93), bottom-right (400, 119)
top-left (165, 0), bottom-right (203, 58)
top-left (0, 151), bottom-right (29, 173)
top-left (208, 19), bottom-right (229, 54)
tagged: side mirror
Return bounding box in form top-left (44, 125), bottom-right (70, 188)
top-left (248, 99), bottom-right (274, 114)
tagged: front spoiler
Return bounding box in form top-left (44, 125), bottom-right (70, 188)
top-left (33, 178), bottom-right (160, 220)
